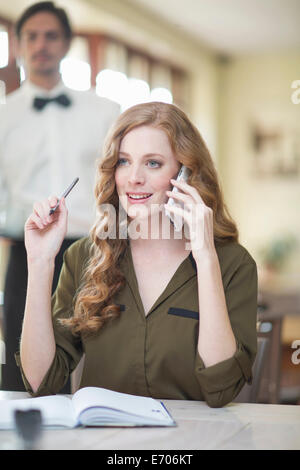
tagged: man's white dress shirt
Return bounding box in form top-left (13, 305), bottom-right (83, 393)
top-left (0, 80), bottom-right (120, 239)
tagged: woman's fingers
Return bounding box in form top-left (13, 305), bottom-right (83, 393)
top-left (26, 211), bottom-right (45, 230)
top-left (165, 203), bottom-right (207, 251)
top-left (32, 197), bottom-right (60, 228)
top-left (33, 201), bottom-right (47, 225)
top-left (170, 179), bottom-right (205, 205)
top-left (166, 181), bottom-right (215, 254)
top-left (25, 195), bottom-right (67, 255)
top-left (166, 190), bottom-right (193, 206)
top-left (48, 195), bottom-right (59, 213)
top-left (167, 181), bottom-right (213, 221)
top-left (165, 202), bottom-right (193, 222)
top-left (48, 195), bottom-right (58, 205)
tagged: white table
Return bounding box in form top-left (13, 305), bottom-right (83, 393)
top-left (0, 391), bottom-right (299, 450)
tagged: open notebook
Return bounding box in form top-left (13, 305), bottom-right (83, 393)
top-left (0, 387), bottom-right (176, 429)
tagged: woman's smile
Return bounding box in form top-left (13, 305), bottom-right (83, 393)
top-left (126, 192), bottom-right (153, 203)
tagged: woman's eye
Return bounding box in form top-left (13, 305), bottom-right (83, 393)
top-left (147, 160), bottom-right (161, 168)
top-left (116, 158), bottom-right (128, 166)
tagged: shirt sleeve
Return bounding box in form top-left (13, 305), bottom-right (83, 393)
top-left (194, 256), bottom-right (258, 408)
top-left (16, 241), bottom-right (85, 397)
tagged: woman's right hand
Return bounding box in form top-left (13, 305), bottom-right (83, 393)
top-left (24, 196), bottom-right (68, 262)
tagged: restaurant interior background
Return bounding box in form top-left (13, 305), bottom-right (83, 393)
top-left (0, 0), bottom-right (299, 404)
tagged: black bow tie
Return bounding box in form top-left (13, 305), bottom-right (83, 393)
top-left (33, 93), bottom-right (71, 111)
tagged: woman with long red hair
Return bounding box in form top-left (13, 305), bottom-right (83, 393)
top-left (19, 102), bottom-right (257, 407)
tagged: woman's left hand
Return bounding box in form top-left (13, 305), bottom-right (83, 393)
top-left (165, 179), bottom-right (216, 262)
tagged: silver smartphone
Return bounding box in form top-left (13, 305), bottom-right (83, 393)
top-left (165, 165), bottom-right (191, 231)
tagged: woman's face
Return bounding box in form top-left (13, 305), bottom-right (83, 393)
top-left (115, 125), bottom-right (180, 219)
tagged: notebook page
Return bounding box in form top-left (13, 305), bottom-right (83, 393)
top-left (72, 387), bottom-right (173, 423)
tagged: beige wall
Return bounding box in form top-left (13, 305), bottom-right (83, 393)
top-left (218, 52), bottom-right (300, 290)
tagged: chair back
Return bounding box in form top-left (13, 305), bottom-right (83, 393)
top-left (234, 335), bottom-right (270, 403)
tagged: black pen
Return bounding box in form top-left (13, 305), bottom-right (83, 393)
top-left (49, 177), bottom-right (79, 215)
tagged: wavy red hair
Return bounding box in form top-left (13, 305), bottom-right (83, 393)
top-left (61, 102), bottom-right (238, 336)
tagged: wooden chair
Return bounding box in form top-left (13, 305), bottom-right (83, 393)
top-left (257, 306), bottom-right (283, 404)
top-left (233, 334), bottom-right (270, 403)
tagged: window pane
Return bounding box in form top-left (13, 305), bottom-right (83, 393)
top-left (0, 28), bottom-right (9, 68)
top-left (122, 78), bottom-right (150, 111)
top-left (96, 69), bottom-right (128, 105)
top-left (60, 58), bottom-right (91, 91)
top-left (103, 42), bottom-right (127, 74)
top-left (96, 70), bottom-right (173, 111)
top-left (61, 37), bottom-right (91, 91)
top-left (20, 65), bottom-right (26, 83)
top-left (150, 87), bottom-right (173, 104)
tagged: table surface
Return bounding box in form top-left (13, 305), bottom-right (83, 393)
top-left (0, 391), bottom-right (300, 450)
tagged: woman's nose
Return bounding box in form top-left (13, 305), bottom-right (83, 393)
top-left (128, 166), bottom-right (145, 185)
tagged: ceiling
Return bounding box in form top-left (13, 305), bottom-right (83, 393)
top-left (128, 0), bottom-right (300, 55)
top-left (1, 0), bottom-right (300, 56)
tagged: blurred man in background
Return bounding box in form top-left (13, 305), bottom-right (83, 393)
top-left (0, 1), bottom-right (120, 391)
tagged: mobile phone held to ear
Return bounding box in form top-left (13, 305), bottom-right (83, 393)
top-left (165, 165), bottom-right (191, 231)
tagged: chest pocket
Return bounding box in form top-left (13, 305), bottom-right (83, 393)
top-left (168, 307), bottom-right (199, 320)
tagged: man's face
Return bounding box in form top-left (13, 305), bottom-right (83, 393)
top-left (17, 12), bottom-right (70, 77)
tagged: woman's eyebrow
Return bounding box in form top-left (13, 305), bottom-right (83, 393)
top-left (118, 151), bottom-right (166, 159)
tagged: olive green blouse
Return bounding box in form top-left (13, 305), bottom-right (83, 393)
top-left (17, 237), bottom-right (258, 408)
